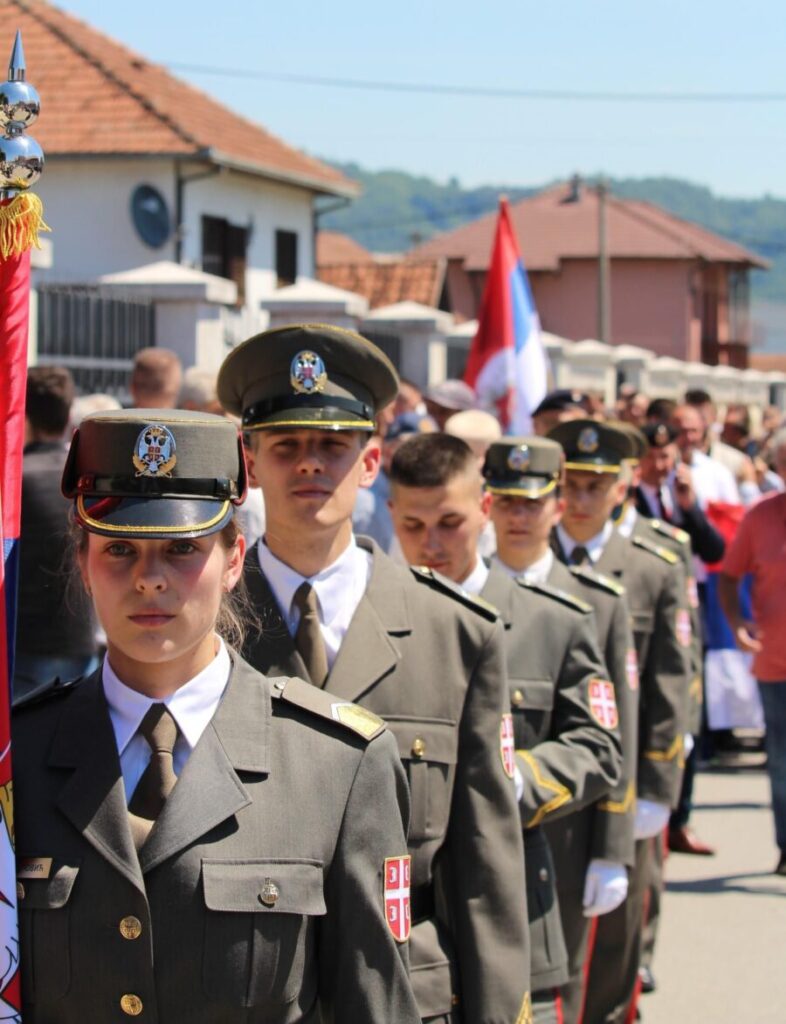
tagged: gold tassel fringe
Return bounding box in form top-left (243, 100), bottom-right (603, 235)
top-left (0, 192), bottom-right (50, 260)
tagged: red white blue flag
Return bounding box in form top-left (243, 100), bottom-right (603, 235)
top-left (464, 197), bottom-right (548, 433)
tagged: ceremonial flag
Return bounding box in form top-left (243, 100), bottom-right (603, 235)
top-left (464, 197), bottom-right (547, 433)
top-left (0, 29), bottom-right (49, 1021)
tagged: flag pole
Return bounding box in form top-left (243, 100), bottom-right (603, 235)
top-left (0, 29), bottom-right (48, 1021)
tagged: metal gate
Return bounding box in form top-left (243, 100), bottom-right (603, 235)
top-left (36, 286), bottom-right (156, 397)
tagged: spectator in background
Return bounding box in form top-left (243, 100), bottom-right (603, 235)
top-left (179, 366), bottom-right (224, 415)
top-left (423, 378), bottom-right (476, 429)
top-left (719, 429), bottom-right (786, 875)
top-left (646, 397), bottom-right (677, 424)
top-left (531, 388), bottom-right (587, 435)
top-left (444, 408), bottom-right (502, 463)
top-left (13, 367), bottom-right (99, 699)
top-left (684, 389), bottom-right (759, 502)
top-left (130, 346), bottom-right (183, 408)
top-left (393, 378), bottom-right (426, 418)
top-left (70, 392), bottom-right (121, 428)
top-left (722, 404), bottom-right (756, 457)
top-left (619, 388), bottom-right (649, 428)
top-left (671, 403), bottom-right (741, 506)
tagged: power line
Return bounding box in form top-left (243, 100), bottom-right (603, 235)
top-left (166, 63), bottom-right (786, 103)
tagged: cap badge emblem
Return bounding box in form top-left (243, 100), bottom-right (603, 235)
top-left (132, 424), bottom-right (177, 478)
top-left (577, 427), bottom-right (599, 454)
top-left (654, 424), bottom-right (668, 446)
top-left (291, 350), bottom-right (327, 396)
top-left (507, 445), bottom-right (530, 472)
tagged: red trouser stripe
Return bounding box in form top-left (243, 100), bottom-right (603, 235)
top-left (577, 916), bottom-right (600, 1024)
top-left (624, 853), bottom-right (654, 1024)
top-left (554, 988), bottom-right (565, 1024)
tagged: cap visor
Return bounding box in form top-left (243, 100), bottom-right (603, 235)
top-left (485, 478), bottom-right (557, 498)
top-left (246, 407), bottom-right (374, 431)
top-left (563, 459), bottom-right (621, 474)
top-left (76, 495), bottom-right (233, 538)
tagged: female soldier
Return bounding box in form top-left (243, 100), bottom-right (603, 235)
top-left (12, 408), bottom-right (419, 1024)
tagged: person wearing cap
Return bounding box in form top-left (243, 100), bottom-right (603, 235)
top-left (423, 378), bottom-right (477, 430)
top-left (531, 390), bottom-right (588, 437)
top-left (11, 408), bottom-right (420, 1024)
top-left (217, 324), bottom-right (532, 1024)
top-left (388, 432), bottom-right (622, 1024)
top-left (548, 419), bottom-right (691, 1024)
top-left (484, 436), bottom-right (639, 1024)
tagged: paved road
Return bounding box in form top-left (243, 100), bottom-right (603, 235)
top-left (641, 761), bottom-right (786, 1023)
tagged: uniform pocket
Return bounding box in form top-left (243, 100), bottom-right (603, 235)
top-left (385, 718), bottom-right (458, 843)
top-left (18, 860), bottom-right (80, 1001)
top-left (510, 679), bottom-right (555, 749)
top-left (524, 830), bottom-right (568, 986)
top-left (201, 858), bottom-right (325, 1008)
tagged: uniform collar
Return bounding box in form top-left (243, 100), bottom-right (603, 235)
top-left (102, 638), bottom-right (231, 755)
top-left (460, 555), bottom-right (490, 596)
top-left (556, 519), bottom-right (613, 564)
top-left (616, 502), bottom-right (638, 539)
top-left (491, 547), bottom-right (554, 585)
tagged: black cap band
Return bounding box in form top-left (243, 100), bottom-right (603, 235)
top-left (75, 475), bottom-right (242, 502)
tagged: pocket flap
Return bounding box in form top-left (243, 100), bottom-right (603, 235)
top-left (385, 718), bottom-right (458, 765)
top-left (510, 679), bottom-right (554, 711)
top-left (202, 859), bottom-right (326, 915)
top-left (17, 861), bottom-right (79, 910)
top-left (632, 610), bottom-right (654, 633)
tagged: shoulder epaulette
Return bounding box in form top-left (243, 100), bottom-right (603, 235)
top-left (409, 565), bottom-right (500, 621)
top-left (517, 578), bottom-right (593, 614)
top-left (569, 564), bottom-right (626, 597)
top-left (270, 676), bottom-right (386, 742)
top-left (648, 519), bottom-right (690, 546)
top-left (12, 675), bottom-right (83, 713)
top-left (631, 535), bottom-right (678, 565)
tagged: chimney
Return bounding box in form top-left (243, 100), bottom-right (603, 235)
top-left (561, 174), bottom-right (582, 204)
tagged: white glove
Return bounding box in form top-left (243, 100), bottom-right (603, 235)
top-left (634, 798), bottom-right (671, 839)
top-left (582, 859), bottom-right (629, 917)
top-left (684, 733), bottom-right (695, 758)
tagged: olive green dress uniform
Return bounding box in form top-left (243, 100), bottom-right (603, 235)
top-left (543, 559), bottom-right (638, 1024)
top-left (219, 325), bottom-right (532, 1024)
top-left (548, 421), bottom-right (691, 1024)
top-left (482, 438), bottom-right (629, 1024)
top-left (12, 409), bottom-right (421, 1024)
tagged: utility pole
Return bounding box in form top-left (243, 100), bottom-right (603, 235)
top-left (597, 178), bottom-right (611, 344)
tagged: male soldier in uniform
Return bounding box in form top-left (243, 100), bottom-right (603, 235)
top-left (217, 325), bottom-right (531, 1024)
top-left (548, 420), bottom-right (691, 1024)
top-left (484, 436), bottom-right (638, 1024)
top-left (386, 432), bottom-right (622, 1024)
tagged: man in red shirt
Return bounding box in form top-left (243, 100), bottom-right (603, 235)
top-left (719, 431), bottom-right (786, 875)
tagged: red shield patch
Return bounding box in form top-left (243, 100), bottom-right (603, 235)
top-left (626, 649), bottom-right (639, 691)
top-left (384, 856), bottom-right (411, 943)
top-left (676, 608), bottom-right (692, 648)
top-left (589, 679), bottom-right (619, 729)
top-left (686, 577), bottom-right (699, 610)
top-left (500, 713), bottom-right (516, 779)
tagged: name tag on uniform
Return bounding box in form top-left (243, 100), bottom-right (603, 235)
top-left (17, 857), bottom-right (53, 879)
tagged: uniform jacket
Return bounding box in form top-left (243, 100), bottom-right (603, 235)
top-left (633, 486), bottom-right (725, 565)
top-left (570, 529), bottom-right (691, 807)
top-left (243, 539), bottom-right (531, 1024)
top-left (13, 656), bottom-right (421, 1024)
top-left (481, 566), bottom-right (622, 991)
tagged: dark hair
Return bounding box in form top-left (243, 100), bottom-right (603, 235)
top-left (646, 397), bottom-right (677, 422)
top-left (389, 433), bottom-right (476, 488)
top-left (684, 388), bottom-right (713, 407)
top-left (26, 365), bottom-right (75, 435)
top-left (725, 403), bottom-right (751, 434)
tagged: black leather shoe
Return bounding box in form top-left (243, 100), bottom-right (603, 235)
top-left (639, 965), bottom-right (656, 994)
top-left (775, 852), bottom-right (786, 877)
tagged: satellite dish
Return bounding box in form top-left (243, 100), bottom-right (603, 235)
top-left (130, 184), bottom-right (171, 249)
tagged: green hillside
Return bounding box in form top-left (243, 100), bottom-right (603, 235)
top-left (320, 164), bottom-right (786, 302)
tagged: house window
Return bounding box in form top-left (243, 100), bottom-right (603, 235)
top-left (275, 229), bottom-right (298, 287)
top-left (201, 215), bottom-right (247, 305)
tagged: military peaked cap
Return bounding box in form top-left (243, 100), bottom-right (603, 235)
top-left (483, 437), bottom-right (563, 497)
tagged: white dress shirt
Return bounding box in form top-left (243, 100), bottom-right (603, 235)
top-left (556, 521), bottom-right (613, 565)
top-left (257, 536), bottom-right (371, 668)
top-left (638, 481), bottom-right (674, 521)
top-left (460, 556), bottom-right (490, 596)
top-left (103, 638), bottom-right (231, 804)
top-left (491, 548), bottom-right (554, 585)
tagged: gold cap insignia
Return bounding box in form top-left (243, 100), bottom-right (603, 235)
top-left (577, 426), bottom-right (599, 453)
top-left (132, 424), bottom-right (177, 478)
top-left (290, 350), bottom-right (327, 395)
top-left (507, 445), bottom-right (530, 471)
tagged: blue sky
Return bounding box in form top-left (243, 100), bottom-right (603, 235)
top-left (51, 0), bottom-right (786, 198)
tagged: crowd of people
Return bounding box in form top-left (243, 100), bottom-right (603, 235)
top-left (11, 330), bottom-right (786, 1024)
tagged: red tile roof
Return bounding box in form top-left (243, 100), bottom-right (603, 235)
top-left (316, 231), bottom-right (374, 266)
top-left (410, 182), bottom-right (768, 271)
top-left (6, 0), bottom-right (356, 196)
top-left (318, 259), bottom-right (445, 310)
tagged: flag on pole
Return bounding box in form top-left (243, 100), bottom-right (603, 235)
top-left (0, 29), bottom-right (49, 1021)
top-left (464, 197), bottom-right (548, 433)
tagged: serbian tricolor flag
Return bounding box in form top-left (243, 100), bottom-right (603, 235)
top-left (464, 197), bottom-right (547, 433)
top-left (702, 501), bottom-right (763, 731)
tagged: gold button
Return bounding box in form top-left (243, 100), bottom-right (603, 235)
top-left (16, 883), bottom-right (24, 901)
top-left (119, 916), bottom-right (142, 940)
top-left (120, 994), bottom-right (143, 1016)
top-left (411, 737), bottom-right (426, 758)
top-left (259, 878), bottom-right (280, 907)
top-left (512, 689), bottom-right (525, 708)
top-left (451, 994), bottom-right (460, 1007)
top-left (539, 867), bottom-right (549, 883)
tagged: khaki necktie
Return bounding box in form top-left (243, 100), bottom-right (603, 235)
top-left (571, 545), bottom-right (590, 566)
top-left (128, 704), bottom-right (180, 850)
top-left (293, 581), bottom-right (329, 687)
